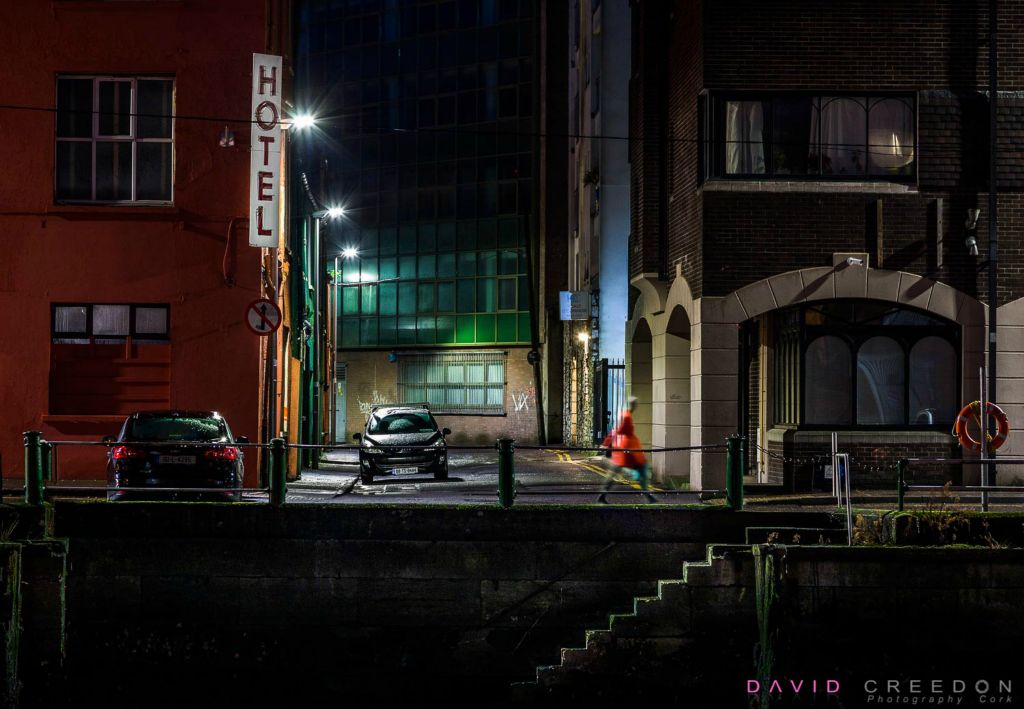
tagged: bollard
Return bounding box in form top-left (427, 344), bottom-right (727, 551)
top-left (897, 458), bottom-right (907, 512)
top-left (496, 438), bottom-right (516, 509)
top-left (41, 440), bottom-right (52, 481)
top-left (725, 435), bottom-right (744, 510)
top-left (270, 437), bottom-right (287, 507)
top-left (24, 430), bottom-right (44, 506)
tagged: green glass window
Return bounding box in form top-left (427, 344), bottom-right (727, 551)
top-left (479, 250), bottom-right (497, 276)
top-left (399, 256), bottom-right (417, 280)
top-left (478, 278), bottom-right (496, 312)
top-left (399, 226), bottom-right (417, 254)
top-left (456, 315), bottom-right (476, 343)
top-left (498, 277), bottom-right (516, 310)
top-left (379, 283), bottom-right (398, 315)
top-left (499, 249), bottom-right (517, 275)
top-left (418, 223), bottom-right (436, 251)
top-left (438, 222), bottom-right (456, 251)
top-left (380, 228), bottom-right (397, 256)
top-left (417, 283), bottom-right (435, 313)
top-left (437, 253), bottom-right (456, 277)
top-left (457, 280), bottom-right (476, 312)
top-left (380, 257), bottom-right (398, 281)
top-left (342, 287), bottom-right (359, 315)
top-left (398, 283), bottom-right (417, 315)
top-left (418, 254), bottom-right (436, 279)
top-left (360, 285), bottom-right (378, 314)
top-left (458, 252), bottom-right (477, 277)
top-left (437, 282), bottom-right (455, 312)
top-left (497, 313), bottom-right (516, 342)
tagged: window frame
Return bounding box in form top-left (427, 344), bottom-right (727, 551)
top-left (773, 300), bottom-right (959, 430)
top-left (55, 75), bottom-right (175, 205)
top-left (51, 303), bottom-right (171, 344)
top-left (397, 350), bottom-right (507, 415)
top-left (706, 91), bottom-right (917, 183)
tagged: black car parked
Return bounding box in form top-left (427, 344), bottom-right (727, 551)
top-left (354, 404), bottom-right (450, 484)
top-left (106, 410), bottom-right (247, 501)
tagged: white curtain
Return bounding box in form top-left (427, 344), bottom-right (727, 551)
top-left (856, 336), bottom-right (905, 424)
top-left (812, 97), bottom-right (867, 175)
top-left (868, 98), bottom-right (915, 173)
top-left (725, 101), bottom-right (765, 174)
top-left (54, 306), bottom-right (87, 334)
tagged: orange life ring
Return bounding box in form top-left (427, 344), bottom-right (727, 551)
top-left (953, 401), bottom-right (1010, 451)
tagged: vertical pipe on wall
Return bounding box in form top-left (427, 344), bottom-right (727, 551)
top-left (987, 0), bottom-right (998, 491)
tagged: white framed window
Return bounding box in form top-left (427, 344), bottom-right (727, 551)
top-left (56, 76), bottom-right (174, 203)
top-left (52, 303), bottom-right (170, 344)
top-left (398, 351), bottom-right (506, 414)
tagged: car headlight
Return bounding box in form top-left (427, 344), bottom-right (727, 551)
top-left (431, 438), bottom-right (446, 448)
top-left (361, 438), bottom-right (381, 454)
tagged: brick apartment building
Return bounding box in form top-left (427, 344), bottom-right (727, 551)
top-left (0, 1), bottom-right (287, 482)
top-left (627, 0), bottom-right (1024, 490)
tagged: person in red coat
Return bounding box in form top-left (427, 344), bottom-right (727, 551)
top-left (598, 396), bottom-right (657, 503)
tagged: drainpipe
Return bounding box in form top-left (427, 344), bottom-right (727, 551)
top-left (987, 0), bottom-right (998, 491)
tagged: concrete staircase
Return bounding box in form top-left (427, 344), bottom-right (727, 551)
top-left (512, 544), bottom-right (759, 703)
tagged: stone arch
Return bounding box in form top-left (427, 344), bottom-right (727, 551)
top-left (626, 318), bottom-right (653, 450)
top-left (650, 305), bottom-right (692, 482)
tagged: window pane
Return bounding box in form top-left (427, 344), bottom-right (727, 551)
top-left (458, 252), bottom-right (477, 276)
top-left (437, 282), bottom-right (454, 312)
top-left (137, 80), bottom-right (173, 139)
top-left (56, 142), bottom-right (92, 200)
top-left (136, 142), bottom-right (172, 201)
top-left (771, 97), bottom-right (814, 175)
top-left (724, 101), bottom-right (765, 174)
top-left (437, 253), bottom-right (456, 277)
top-left (478, 278), bottom-right (496, 312)
top-left (857, 336), bottom-right (905, 424)
top-left (135, 307), bottom-right (168, 335)
top-left (814, 97), bottom-right (867, 176)
top-left (868, 98), bottom-right (915, 176)
top-left (478, 250), bottom-right (497, 275)
top-left (93, 305), bottom-right (130, 336)
top-left (399, 256), bottom-right (417, 279)
top-left (342, 286), bottom-right (359, 315)
top-left (54, 306), bottom-right (87, 333)
top-left (804, 336), bottom-right (852, 424)
top-left (457, 280), bottom-right (475, 312)
top-left (499, 249), bottom-right (518, 274)
top-left (95, 141), bottom-right (133, 201)
top-left (360, 285), bottom-right (378, 314)
top-left (98, 81), bottom-right (132, 137)
top-left (379, 283), bottom-right (398, 315)
top-left (498, 278), bottom-right (516, 310)
top-left (417, 283), bottom-right (435, 313)
top-left (379, 257), bottom-right (398, 280)
top-left (56, 78), bottom-right (93, 138)
top-left (418, 254), bottom-right (436, 279)
top-left (398, 283), bottom-right (417, 315)
top-left (909, 337), bottom-right (956, 425)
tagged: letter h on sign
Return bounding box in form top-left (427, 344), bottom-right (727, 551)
top-left (249, 53), bottom-right (283, 248)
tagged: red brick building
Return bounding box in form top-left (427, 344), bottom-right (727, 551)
top-left (628, 0), bottom-right (1024, 490)
top-left (0, 1), bottom-right (288, 483)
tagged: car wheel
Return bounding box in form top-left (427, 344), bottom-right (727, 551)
top-left (433, 464), bottom-right (448, 481)
top-left (360, 471), bottom-right (374, 485)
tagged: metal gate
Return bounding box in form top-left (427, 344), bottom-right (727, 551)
top-left (333, 362), bottom-right (347, 443)
top-left (593, 358), bottom-right (625, 443)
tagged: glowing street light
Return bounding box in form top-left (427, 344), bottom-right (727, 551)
top-left (292, 113), bottom-right (317, 130)
top-left (325, 206), bottom-right (345, 219)
top-left (341, 247), bottom-right (359, 259)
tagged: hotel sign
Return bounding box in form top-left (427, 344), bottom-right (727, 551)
top-left (249, 53), bottom-right (283, 247)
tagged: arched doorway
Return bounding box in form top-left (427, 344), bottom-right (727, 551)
top-left (651, 306), bottom-right (691, 482)
top-left (627, 319), bottom-right (653, 453)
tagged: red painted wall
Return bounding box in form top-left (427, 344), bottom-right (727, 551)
top-left (0, 1), bottom-right (270, 483)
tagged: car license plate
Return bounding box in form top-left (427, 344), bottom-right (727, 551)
top-left (159, 455), bottom-right (196, 465)
top-left (392, 467), bottom-right (418, 475)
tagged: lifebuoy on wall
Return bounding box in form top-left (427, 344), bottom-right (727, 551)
top-left (954, 401), bottom-right (1010, 451)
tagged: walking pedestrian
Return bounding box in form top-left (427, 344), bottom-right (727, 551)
top-left (598, 396), bottom-right (657, 503)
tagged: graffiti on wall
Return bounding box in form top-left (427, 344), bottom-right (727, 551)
top-left (510, 385), bottom-right (535, 413)
top-left (357, 390), bottom-right (392, 416)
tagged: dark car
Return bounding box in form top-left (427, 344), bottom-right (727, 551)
top-left (354, 404), bottom-right (450, 484)
top-left (106, 410), bottom-right (247, 501)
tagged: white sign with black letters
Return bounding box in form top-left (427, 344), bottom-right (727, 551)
top-left (249, 53), bottom-right (283, 247)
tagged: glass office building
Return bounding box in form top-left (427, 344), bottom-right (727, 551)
top-left (294, 0), bottom-right (555, 443)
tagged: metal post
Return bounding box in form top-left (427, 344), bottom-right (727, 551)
top-left (897, 458), bottom-right (907, 512)
top-left (726, 435), bottom-right (744, 510)
top-left (987, 0), bottom-right (999, 513)
top-left (270, 438), bottom-right (287, 507)
top-left (24, 430), bottom-right (44, 506)
top-left (981, 365), bottom-right (989, 512)
top-left (497, 438), bottom-right (516, 509)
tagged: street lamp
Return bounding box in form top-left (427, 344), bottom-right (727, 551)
top-left (341, 246), bottom-right (358, 259)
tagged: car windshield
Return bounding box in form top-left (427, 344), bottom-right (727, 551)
top-left (368, 411), bottom-right (437, 435)
top-left (127, 415), bottom-right (228, 442)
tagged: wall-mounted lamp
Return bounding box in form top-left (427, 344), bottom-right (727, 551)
top-left (965, 208), bottom-right (981, 257)
top-left (341, 247), bottom-right (359, 259)
top-left (312, 206), bottom-right (345, 220)
top-left (845, 256), bottom-right (864, 267)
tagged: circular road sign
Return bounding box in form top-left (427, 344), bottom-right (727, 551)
top-left (246, 298), bottom-right (282, 336)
